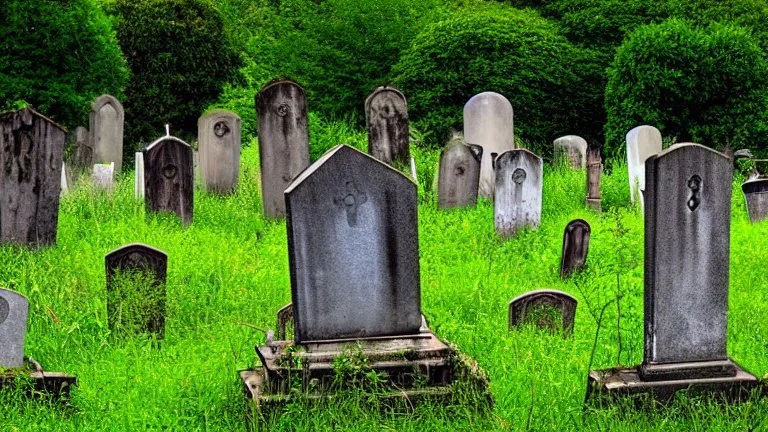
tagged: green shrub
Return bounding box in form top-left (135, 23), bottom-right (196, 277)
top-left (0, 0), bottom-right (129, 128)
top-left (111, 0), bottom-right (241, 149)
top-left (392, 5), bottom-right (605, 152)
top-left (604, 19), bottom-right (768, 157)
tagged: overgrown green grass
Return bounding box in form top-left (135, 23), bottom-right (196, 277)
top-left (1, 139), bottom-right (767, 431)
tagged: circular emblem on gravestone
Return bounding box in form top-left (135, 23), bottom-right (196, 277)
top-left (213, 121), bottom-right (230, 138)
top-left (512, 168), bottom-right (527, 184)
top-left (454, 166), bottom-right (465, 176)
top-left (0, 297), bottom-right (9, 325)
top-left (162, 164), bottom-right (178, 179)
top-left (276, 103), bottom-right (291, 117)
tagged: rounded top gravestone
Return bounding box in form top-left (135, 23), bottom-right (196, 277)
top-left (0, 288), bottom-right (29, 368)
top-left (89, 94), bottom-right (124, 172)
top-left (437, 136), bottom-right (483, 209)
top-left (493, 149), bottom-right (543, 238)
top-left (553, 135), bottom-right (587, 169)
top-left (198, 109), bottom-right (241, 195)
top-left (626, 125), bottom-right (662, 207)
top-left (143, 135), bottom-right (194, 226)
top-left (365, 86), bottom-right (410, 166)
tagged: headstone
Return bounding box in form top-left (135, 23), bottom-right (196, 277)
top-left (135, 152), bottom-right (145, 199)
top-left (69, 126), bottom-right (92, 168)
top-left (60, 162), bottom-right (69, 194)
top-left (91, 162), bottom-right (114, 191)
top-left (89, 94), bottom-right (124, 172)
top-left (0, 108), bottom-right (65, 247)
top-left (198, 110), bottom-right (241, 195)
top-left (463, 92), bottom-right (514, 199)
top-left (626, 125), bottom-right (662, 208)
top-left (437, 136), bottom-right (482, 209)
top-left (742, 179), bottom-right (768, 223)
top-left (553, 135), bottom-right (587, 169)
top-left (143, 135), bottom-right (194, 226)
top-left (494, 149), bottom-right (543, 238)
top-left (105, 243), bottom-right (168, 337)
top-left (508, 289), bottom-right (577, 336)
top-left (256, 80), bottom-right (310, 218)
top-left (0, 288), bottom-right (29, 368)
top-left (585, 147), bottom-right (602, 211)
top-left (276, 303), bottom-right (294, 340)
top-left (560, 219), bottom-right (590, 278)
top-left (365, 86), bottom-right (410, 166)
top-left (285, 145), bottom-right (421, 342)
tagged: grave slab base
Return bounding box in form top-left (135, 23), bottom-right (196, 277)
top-left (586, 363), bottom-right (762, 404)
top-left (0, 371), bottom-right (77, 398)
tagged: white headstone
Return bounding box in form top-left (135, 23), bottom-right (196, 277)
top-left (464, 92), bottom-right (514, 199)
top-left (626, 125), bottom-right (662, 208)
top-left (494, 149), bottom-right (543, 238)
top-left (60, 161), bottom-right (68, 193)
top-left (92, 162), bottom-right (114, 191)
top-left (135, 152), bottom-right (145, 199)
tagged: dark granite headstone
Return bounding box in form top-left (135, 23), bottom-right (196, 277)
top-left (508, 289), bottom-right (577, 336)
top-left (494, 149), bottom-right (543, 238)
top-left (742, 178), bottom-right (768, 223)
top-left (365, 86), bottom-right (410, 166)
top-left (437, 137), bottom-right (482, 209)
top-left (198, 110), bottom-right (241, 195)
top-left (0, 288), bottom-right (29, 368)
top-left (89, 94), bottom-right (124, 172)
top-left (105, 243), bottom-right (168, 337)
top-left (285, 145), bottom-right (421, 342)
top-left (0, 108), bottom-right (65, 247)
top-left (560, 219), bottom-right (590, 278)
top-left (143, 136), bottom-right (194, 226)
top-left (256, 80), bottom-right (310, 218)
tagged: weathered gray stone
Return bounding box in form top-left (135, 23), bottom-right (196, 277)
top-left (626, 125), bottom-right (662, 207)
top-left (257, 80), bottom-right (310, 218)
top-left (508, 289), bottom-right (576, 336)
top-left (494, 149), bottom-right (542, 238)
top-left (586, 147), bottom-right (602, 211)
top-left (0, 288), bottom-right (29, 368)
top-left (89, 94), bottom-right (124, 172)
top-left (742, 179), bottom-right (768, 223)
top-left (143, 136), bottom-right (194, 226)
top-left (60, 161), bottom-right (68, 194)
top-left (105, 243), bottom-right (168, 337)
top-left (365, 86), bottom-right (410, 166)
top-left (463, 92), bottom-right (514, 199)
top-left (91, 162), bottom-right (114, 191)
top-left (0, 108), bottom-right (66, 247)
top-left (69, 126), bottom-right (92, 168)
top-left (437, 137), bottom-right (482, 209)
top-left (135, 152), bottom-right (145, 199)
top-left (553, 135), bottom-right (587, 169)
top-left (198, 110), bottom-right (241, 195)
top-left (560, 219), bottom-right (590, 278)
top-left (285, 145), bottom-right (421, 342)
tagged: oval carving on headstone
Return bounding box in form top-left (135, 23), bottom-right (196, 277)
top-left (213, 121), bottom-right (230, 138)
top-left (162, 164), bottom-right (178, 179)
top-left (454, 165), bottom-right (465, 176)
top-left (0, 297), bottom-right (9, 325)
top-left (687, 174), bottom-right (702, 211)
top-left (276, 103), bottom-right (291, 117)
top-left (512, 168), bottom-right (527, 184)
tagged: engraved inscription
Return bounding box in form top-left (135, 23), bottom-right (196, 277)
top-left (0, 297), bottom-right (9, 325)
top-left (276, 103), bottom-right (290, 117)
top-left (213, 121), bottom-right (230, 138)
top-left (512, 168), bottom-right (527, 184)
top-left (333, 181), bottom-right (368, 227)
top-left (162, 164), bottom-right (178, 179)
top-left (454, 165), bottom-right (465, 176)
top-left (687, 175), bottom-right (702, 211)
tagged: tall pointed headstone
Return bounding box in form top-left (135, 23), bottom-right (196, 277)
top-left (143, 135), bottom-right (194, 226)
top-left (198, 109), bottom-right (241, 195)
top-left (437, 136), bottom-right (482, 209)
top-left (365, 86), bottom-right (410, 167)
top-left (494, 149), bottom-right (543, 238)
top-left (464, 92), bottom-right (514, 199)
top-left (89, 95), bottom-right (124, 173)
top-left (626, 125), bottom-right (662, 208)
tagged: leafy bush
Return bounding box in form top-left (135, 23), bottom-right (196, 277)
top-left (111, 0), bottom-right (241, 149)
top-left (604, 19), bottom-right (768, 157)
top-left (392, 5), bottom-right (605, 151)
top-left (0, 0), bottom-right (129, 127)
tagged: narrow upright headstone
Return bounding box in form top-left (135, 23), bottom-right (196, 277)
top-left (257, 80), bottom-right (310, 218)
top-left (464, 92), bottom-right (514, 199)
top-left (135, 152), bottom-right (145, 199)
top-left (0, 108), bottom-right (65, 247)
top-left (91, 162), bottom-right (114, 191)
top-left (285, 145), bottom-right (421, 342)
top-left (742, 179), bottom-right (768, 223)
top-left (60, 161), bottom-right (69, 194)
top-left (560, 219), bottom-right (590, 278)
top-left (553, 135), bottom-right (587, 169)
top-left (0, 288), bottom-right (29, 368)
top-left (143, 135), bottom-right (194, 226)
top-left (89, 94), bottom-right (124, 172)
top-left (438, 136), bottom-right (482, 209)
top-left (69, 126), bottom-right (92, 168)
top-left (586, 147), bottom-right (602, 211)
top-left (626, 125), bottom-right (662, 208)
top-left (508, 289), bottom-right (577, 336)
top-left (198, 110), bottom-right (241, 195)
top-left (494, 149), bottom-right (543, 238)
top-left (105, 243), bottom-right (168, 337)
top-left (365, 86), bottom-right (410, 167)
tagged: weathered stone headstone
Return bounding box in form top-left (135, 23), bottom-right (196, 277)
top-left (135, 152), bottom-right (145, 199)
top-left (276, 303), bottom-right (294, 341)
top-left (464, 92), bottom-right (514, 199)
top-left (105, 243), bottom-right (168, 337)
top-left (742, 179), bottom-right (768, 223)
top-left (508, 289), bottom-right (577, 336)
top-left (365, 86), bottom-right (410, 166)
top-left (256, 80), bottom-right (310, 218)
top-left (0, 288), bottom-right (29, 368)
top-left (69, 126), bottom-right (92, 168)
top-left (626, 125), bottom-right (662, 208)
top-left (60, 162), bottom-right (69, 194)
top-left (143, 136), bottom-right (194, 226)
top-left (91, 162), bottom-right (114, 191)
top-left (199, 109), bottom-right (241, 195)
top-left (494, 149), bottom-right (543, 238)
top-left (285, 145), bottom-right (421, 341)
top-left (586, 147), bottom-right (602, 211)
top-left (0, 108), bottom-right (65, 247)
top-left (438, 136), bottom-right (483, 209)
top-left (560, 219), bottom-right (590, 278)
top-left (553, 135), bottom-right (587, 169)
top-left (588, 143), bottom-right (759, 402)
top-left (89, 94), bottom-right (124, 172)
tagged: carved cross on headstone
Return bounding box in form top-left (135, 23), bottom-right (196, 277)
top-left (333, 181), bottom-right (367, 227)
